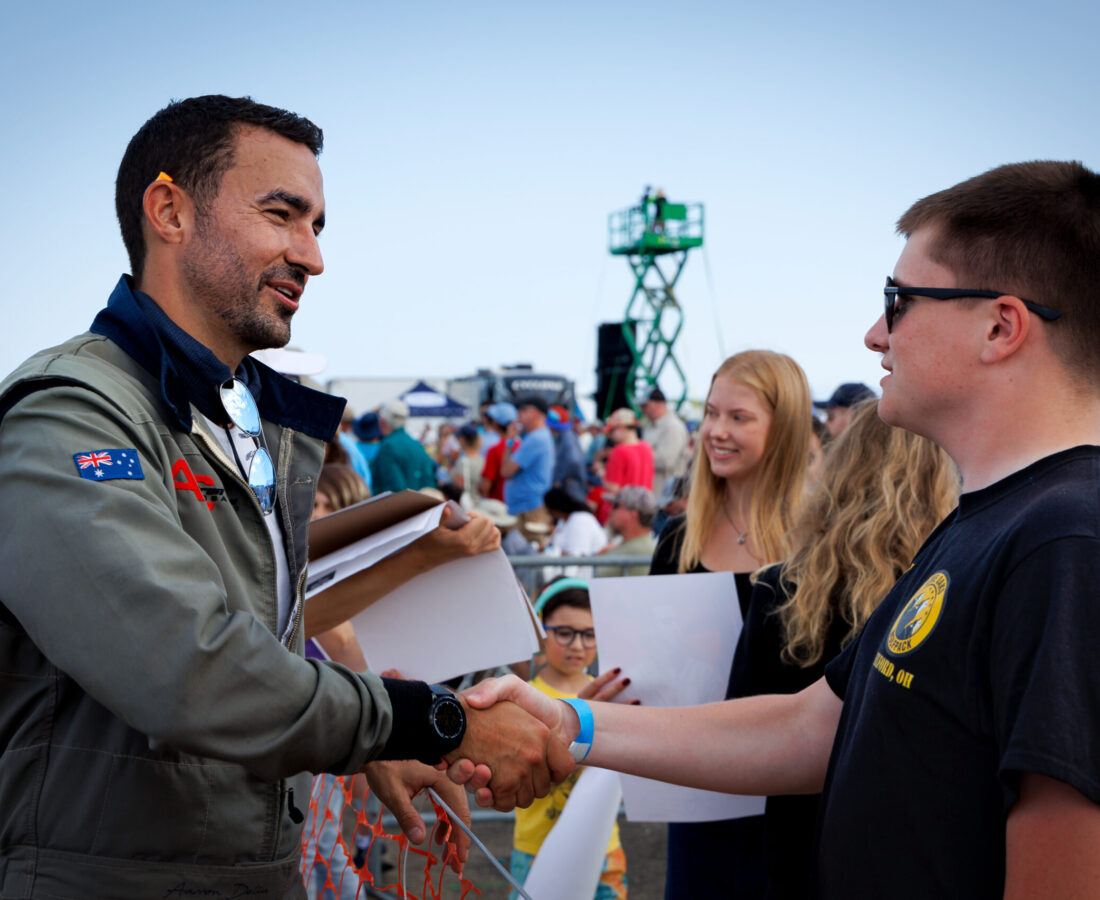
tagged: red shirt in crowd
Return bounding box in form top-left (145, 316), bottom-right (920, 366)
top-left (604, 441), bottom-right (655, 492)
top-left (481, 438), bottom-right (517, 502)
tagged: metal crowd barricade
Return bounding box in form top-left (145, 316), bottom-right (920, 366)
top-left (505, 553), bottom-right (653, 598)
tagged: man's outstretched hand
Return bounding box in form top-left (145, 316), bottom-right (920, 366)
top-left (362, 759), bottom-right (472, 874)
top-left (440, 686), bottom-right (576, 811)
top-left (441, 676), bottom-right (582, 810)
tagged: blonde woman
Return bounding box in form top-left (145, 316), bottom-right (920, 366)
top-left (649, 349), bottom-right (812, 899)
top-left (727, 400), bottom-right (958, 898)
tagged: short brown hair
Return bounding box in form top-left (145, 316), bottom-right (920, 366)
top-left (897, 161), bottom-right (1100, 381)
top-left (116, 95), bottom-right (323, 283)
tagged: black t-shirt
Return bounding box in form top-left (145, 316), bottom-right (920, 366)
top-left (818, 446), bottom-right (1100, 898)
top-left (727, 565), bottom-right (852, 899)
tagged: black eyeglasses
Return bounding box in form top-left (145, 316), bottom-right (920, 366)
top-left (220, 378), bottom-right (277, 515)
top-left (544, 625), bottom-right (597, 648)
top-left (884, 277), bottom-right (1062, 333)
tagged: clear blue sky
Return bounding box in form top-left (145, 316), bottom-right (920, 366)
top-left (4, 0), bottom-right (1098, 412)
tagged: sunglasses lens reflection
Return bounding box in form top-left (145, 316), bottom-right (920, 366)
top-left (249, 448), bottom-right (276, 514)
top-left (220, 380), bottom-right (262, 435)
top-left (220, 379), bottom-right (276, 514)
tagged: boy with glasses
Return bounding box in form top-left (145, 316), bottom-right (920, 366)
top-left (458, 160), bottom-right (1100, 898)
top-left (510, 577), bottom-right (627, 899)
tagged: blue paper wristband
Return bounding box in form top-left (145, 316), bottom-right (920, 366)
top-left (562, 698), bottom-right (594, 762)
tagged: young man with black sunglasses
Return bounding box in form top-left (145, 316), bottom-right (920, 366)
top-left (457, 160), bottom-right (1100, 898)
top-left (0, 96), bottom-right (572, 899)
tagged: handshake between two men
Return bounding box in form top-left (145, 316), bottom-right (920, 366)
top-left (363, 671), bottom-right (623, 869)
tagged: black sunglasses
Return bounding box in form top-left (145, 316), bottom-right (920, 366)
top-left (220, 378), bottom-right (277, 515)
top-left (884, 277), bottom-right (1062, 333)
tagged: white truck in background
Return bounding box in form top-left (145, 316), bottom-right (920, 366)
top-left (328, 364), bottom-right (577, 422)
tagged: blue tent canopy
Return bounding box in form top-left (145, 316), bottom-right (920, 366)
top-left (399, 381), bottom-right (469, 418)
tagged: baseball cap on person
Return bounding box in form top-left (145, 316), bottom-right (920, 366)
top-left (486, 402), bottom-right (518, 427)
top-left (547, 405), bottom-right (572, 431)
top-left (380, 399), bottom-right (410, 426)
top-left (657, 474), bottom-right (690, 508)
top-left (353, 411), bottom-right (382, 442)
top-left (813, 382), bottom-right (875, 410)
top-left (516, 394), bottom-right (549, 415)
top-left (609, 485), bottom-right (657, 516)
top-left (473, 498), bottom-right (518, 529)
top-left (605, 408), bottom-right (639, 431)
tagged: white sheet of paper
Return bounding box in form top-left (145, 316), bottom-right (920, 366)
top-left (305, 505), bottom-right (443, 598)
top-left (521, 767), bottom-right (623, 899)
top-left (588, 572), bottom-right (766, 822)
top-left (349, 548), bottom-right (540, 683)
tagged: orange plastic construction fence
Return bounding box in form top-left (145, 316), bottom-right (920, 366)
top-left (299, 773), bottom-right (480, 899)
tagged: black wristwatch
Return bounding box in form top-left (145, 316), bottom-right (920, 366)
top-left (420, 683), bottom-right (466, 764)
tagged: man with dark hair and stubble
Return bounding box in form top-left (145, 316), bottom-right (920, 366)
top-left (0, 95), bottom-right (571, 899)
top-left (456, 160), bottom-right (1100, 897)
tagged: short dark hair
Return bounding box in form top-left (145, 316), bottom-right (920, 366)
top-left (456, 422), bottom-right (480, 446)
top-left (516, 394), bottom-right (549, 415)
top-left (897, 160), bottom-right (1100, 382)
top-left (543, 486), bottom-right (590, 516)
top-left (116, 95), bottom-right (324, 282)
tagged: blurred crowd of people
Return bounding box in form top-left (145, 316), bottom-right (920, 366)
top-left (316, 377), bottom-right (881, 582)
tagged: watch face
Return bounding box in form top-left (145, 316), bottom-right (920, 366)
top-left (431, 697), bottom-right (465, 742)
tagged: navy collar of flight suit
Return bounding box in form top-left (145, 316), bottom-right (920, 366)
top-left (91, 275), bottom-right (343, 441)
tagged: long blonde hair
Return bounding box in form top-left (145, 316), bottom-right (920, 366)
top-left (777, 401), bottom-right (959, 666)
top-left (678, 350), bottom-right (812, 572)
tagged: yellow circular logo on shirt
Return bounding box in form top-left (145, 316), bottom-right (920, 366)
top-left (886, 571), bottom-right (948, 656)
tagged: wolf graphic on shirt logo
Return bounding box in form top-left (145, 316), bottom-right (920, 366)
top-left (886, 571), bottom-right (948, 656)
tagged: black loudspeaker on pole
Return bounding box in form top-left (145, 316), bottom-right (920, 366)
top-left (595, 321), bottom-right (635, 420)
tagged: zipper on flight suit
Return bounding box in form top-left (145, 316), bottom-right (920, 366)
top-left (190, 416), bottom-right (292, 860)
top-left (189, 418), bottom-right (280, 632)
top-left (275, 425), bottom-right (308, 651)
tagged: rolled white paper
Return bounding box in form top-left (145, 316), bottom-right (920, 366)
top-left (521, 767), bottom-right (623, 898)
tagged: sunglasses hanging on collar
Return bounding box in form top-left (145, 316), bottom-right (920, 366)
top-left (219, 378), bottom-right (277, 515)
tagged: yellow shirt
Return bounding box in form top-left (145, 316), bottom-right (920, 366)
top-left (512, 674), bottom-right (622, 856)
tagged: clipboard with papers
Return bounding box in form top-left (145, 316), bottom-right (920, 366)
top-left (306, 491), bottom-right (542, 684)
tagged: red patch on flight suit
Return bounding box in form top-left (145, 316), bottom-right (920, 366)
top-left (172, 458), bottom-right (216, 511)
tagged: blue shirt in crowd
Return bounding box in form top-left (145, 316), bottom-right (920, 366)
top-left (504, 426), bottom-right (554, 515)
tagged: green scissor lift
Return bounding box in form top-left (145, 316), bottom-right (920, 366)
top-left (607, 190), bottom-right (704, 416)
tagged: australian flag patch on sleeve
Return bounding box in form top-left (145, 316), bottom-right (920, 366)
top-left (73, 449), bottom-right (145, 481)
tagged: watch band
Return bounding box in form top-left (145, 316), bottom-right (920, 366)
top-left (562, 698), bottom-right (594, 762)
